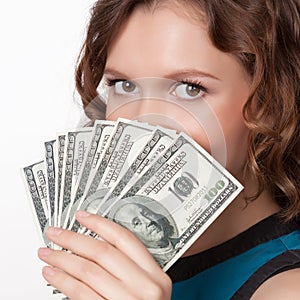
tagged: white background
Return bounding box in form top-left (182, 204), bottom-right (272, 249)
top-left (0, 1), bottom-right (95, 298)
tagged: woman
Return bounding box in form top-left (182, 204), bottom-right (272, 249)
top-left (38, 0), bottom-right (300, 299)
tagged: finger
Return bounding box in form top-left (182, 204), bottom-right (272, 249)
top-left (45, 227), bottom-right (154, 286)
top-left (42, 265), bottom-right (103, 300)
top-left (38, 248), bottom-right (134, 300)
top-left (75, 211), bottom-right (162, 273)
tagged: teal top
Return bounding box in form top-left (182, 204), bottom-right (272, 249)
top-left (168, 214), bottom-right (300, 299)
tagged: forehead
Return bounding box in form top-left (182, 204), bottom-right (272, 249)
top-left (106, 6), bottom-right (215, 75)
top-left (105, 5), bottom-right (240, 81)
top-left (117, 203), bottom-right (140, 216)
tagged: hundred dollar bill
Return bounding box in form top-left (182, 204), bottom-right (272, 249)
top-left (44, 140), bottom-right (56, 227)
top-left (98, 119), bottom-right (157, 190)
top-left (46, 283), bottom-right (69, 299)
top-left (82, 121), bottom-right (115, 189)
top-left (70, 127), bottom-right (176, 232)
top-left (65, 120), bottom-right (115, 229)
top-left (72, 119), bottom-right (157, 231)
top-left (87, 128), bottom-right (177, 214)
top-left (22, 161), bottom-right (51, 247)
top-left (59, 127), bottom-right (93, 229)
top-left (55, 134), bottom-right (66, 228)
top-left (101, 133), bottom-right (243, 271)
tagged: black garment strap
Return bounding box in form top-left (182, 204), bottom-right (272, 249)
top-left (231, 250), bottom-right (300, 299)
top-left (168, 214), bottom-right (300, 282)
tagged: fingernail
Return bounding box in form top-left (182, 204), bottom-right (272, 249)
top-left (38, 247), bottom-right (53, 258)
top-left (47, 227), bottom-right (63, 236)
top-left (76, 210), bottom-right (91, 218)
top-left (43, 266), bottom-right (56, 278)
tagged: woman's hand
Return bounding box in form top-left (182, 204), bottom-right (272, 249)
top-left (38, 211), bottom-right (172, 300)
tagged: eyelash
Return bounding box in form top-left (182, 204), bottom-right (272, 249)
top-left (179, 79), bottom-right (208, 93)
top-left (105, 78), bottom-right (127, 87)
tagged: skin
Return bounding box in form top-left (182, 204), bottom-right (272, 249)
top-left (38, 4), bottom-right (300, 299)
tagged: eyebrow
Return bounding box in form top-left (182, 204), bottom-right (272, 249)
top-left (104, 68), bottom-right (221, 81)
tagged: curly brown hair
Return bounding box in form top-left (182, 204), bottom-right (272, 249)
top-left (75, 0), bottom-right (300, 220)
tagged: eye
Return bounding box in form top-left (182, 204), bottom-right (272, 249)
top-left (132, 217), bottom-right (141, 226)
top-left (106, 79), bottom-right (139, 95)
top-left (172, 81), bottom-right (206, 100)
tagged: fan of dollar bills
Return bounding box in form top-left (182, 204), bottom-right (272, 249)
top-left (22, 118), bottom-right (243, 275)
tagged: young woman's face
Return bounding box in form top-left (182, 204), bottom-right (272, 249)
top-left (104, 5), bottom-right (251, 178)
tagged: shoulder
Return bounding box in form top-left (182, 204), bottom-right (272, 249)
top-left (251, 268), bottom-right (300, 299)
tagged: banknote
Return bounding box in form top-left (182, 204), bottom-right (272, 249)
top-left (76, 119), bottom-right (155, 205)
top-left (70, 119), bottom-right (157, 231)
top-left (101, 133), bottom-right (243, 271)
top-left (92, 119), bottom-right (156, 192)
top-left (81, 120), bottom-right (115, 189)
top-left (44, 140), bottom-right (56, 227)
top-left (88, 128), bottom-right (177, 215)
top-left (22, 117), bottom-right (244, 288)
top-left (65, 120), bottom-right (115, 230)
top-left (55, 134), bottom-right (66, 228)
top-left (47, 285), bottom-right (69, 300)
top-left (70, 127), bottom-right (176, 232)
top-left (59, 128), bottom-right (93, 229)
top-left (22, 161), bottom-right (51, 247)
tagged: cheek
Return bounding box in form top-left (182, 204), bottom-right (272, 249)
top-left (213, 98), bottom-right (249, 176)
